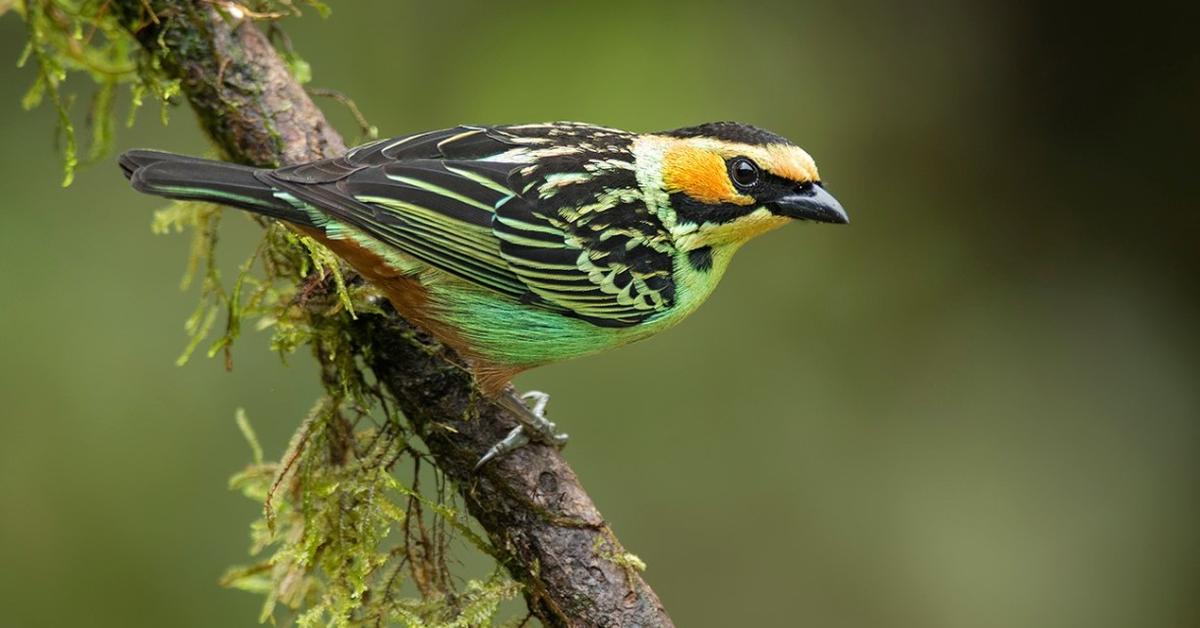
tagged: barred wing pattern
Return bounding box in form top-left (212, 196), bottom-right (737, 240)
top-left (261, 124), bottom-right (676, 327)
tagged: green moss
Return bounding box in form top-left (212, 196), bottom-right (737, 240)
top-left (11, 3), bottom-right (524, 625)
top-left (14, 0), bottom-right (182, 185)
top-left (151, 207), bottom-right (522, 624)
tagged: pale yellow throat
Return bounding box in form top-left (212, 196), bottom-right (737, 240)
top-left (673, 208), bottom-right (791, 250)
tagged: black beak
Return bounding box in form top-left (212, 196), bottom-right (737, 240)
top-left (771, 183), bottom-right (849, 224)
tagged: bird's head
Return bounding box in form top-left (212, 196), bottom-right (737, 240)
top-left (634, 122), bottom-right (847, 252)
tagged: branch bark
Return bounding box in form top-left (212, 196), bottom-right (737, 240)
top-left (113, 3), bottom-right (673, 626)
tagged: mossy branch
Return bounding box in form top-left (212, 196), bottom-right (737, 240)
top-left (16, 1), bottom-right (675, 626)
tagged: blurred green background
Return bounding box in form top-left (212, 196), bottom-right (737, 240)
top-left (1, 1), bottom-right (1197, 626)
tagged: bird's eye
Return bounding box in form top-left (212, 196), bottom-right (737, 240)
top-left (729, 157), bottom-right (759, 189)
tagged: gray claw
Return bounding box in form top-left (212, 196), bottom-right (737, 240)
top-left (475, 426), bottom-right (529, 470)
top-left (521, 390), bottom-right (550, 416)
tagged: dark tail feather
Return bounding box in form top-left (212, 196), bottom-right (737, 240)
top-left (119, 150), bottom-right (314, 227)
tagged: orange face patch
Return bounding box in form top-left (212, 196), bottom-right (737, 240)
top-left (662, 146), bottom-right (755, 206)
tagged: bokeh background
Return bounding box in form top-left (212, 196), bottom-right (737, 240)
top-left (1, 2), bottom-right (1197, 627)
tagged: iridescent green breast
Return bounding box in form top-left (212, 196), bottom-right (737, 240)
top-left (417, 243), bottom-right (736, 368)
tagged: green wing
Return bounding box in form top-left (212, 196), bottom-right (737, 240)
top-left (261, 124), bottom-right (676, 327)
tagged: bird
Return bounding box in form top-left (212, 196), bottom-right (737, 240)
top-left (119, 121), bottom-right (848, 466)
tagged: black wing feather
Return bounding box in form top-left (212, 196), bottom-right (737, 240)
top-left (259, 124), bottom-right (677, 327)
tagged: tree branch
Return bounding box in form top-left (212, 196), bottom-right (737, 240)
top-left (112, 2), bottom-right (673, 626)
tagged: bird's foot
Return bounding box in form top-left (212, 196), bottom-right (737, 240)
top-left (515, 391), bottom-right (570, 447)
top-left (475, 390), bottom-right (569, 469)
